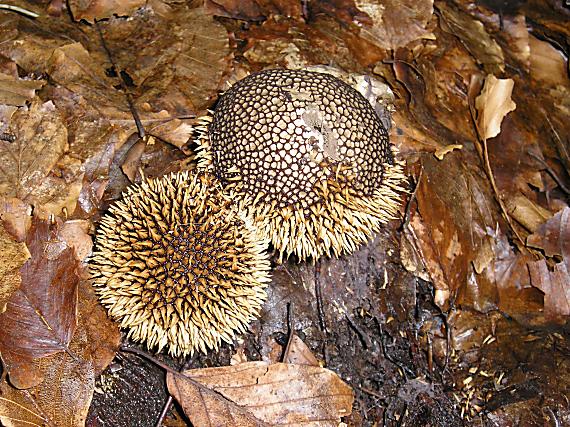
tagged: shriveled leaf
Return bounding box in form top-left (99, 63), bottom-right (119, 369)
top-left (0, 222), bottom-right (30, 312)
top-left (168, 361), bottom-right (354, 426)
top-left (475, 75), bottom-right (516, 140)
top-left (355, 0), bottom-right (434, 50)
top-left (434, 144), bottom-right (463, 160)
top-left (527, 207), bottom-right (570, 264)
top-left (69, 0), bottom-right (146, 22)
top-left (528, 260), bottom-right (570, 324)
top-left (0, 73), bottom-right (45, 106)
top-left (0, 220), bottom-right (80, 389)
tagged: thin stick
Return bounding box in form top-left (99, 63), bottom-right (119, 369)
top-left (0, 4), bottom-right (39, 18)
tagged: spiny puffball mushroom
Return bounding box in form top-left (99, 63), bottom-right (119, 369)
top-left (90, 171), bottom-right (271, 356)
top-left (196, 68), bottom-right (406, 261)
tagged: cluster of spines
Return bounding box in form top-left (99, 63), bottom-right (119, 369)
top-left (195, 125), bottom-right (406, 261)
top-left (91, 171), bottom-right (271, 357)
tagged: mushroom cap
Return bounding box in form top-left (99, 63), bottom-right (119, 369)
top-left (197, 68), bottom-right (406, 260)
top-left (90, 171), bottom-right (271, 356)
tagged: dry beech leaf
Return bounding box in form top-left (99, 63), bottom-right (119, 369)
top-left (434, 144), bottom-right (463, 160)
top-left (0, 220), bottom-right (80, 389)
top-left (0, 222), bottom-right (30, 312)
top-left (475, 75), bottom-right (516, 140)
top-left (69, 0), bottom-right (146, 22)
top-left (0, 280), bottom-right (120, 426)
top-left (527, 207), bottom-right (570, 265)
top-left (528, 259), bottom-right (570, 324)
top-left (167, 361), bottom-right (354, 426)
top-left (0, 100), bottom-right (66, 199)
top-left (283, 334), bottom-right (321, 367)
top-left (0, 241), bottom-right (119, 427)
top-left (437, 2), bottom-right (505, 74)
top-left (355, 0), bottom-right (434, 51)
top-left (0, 287), bottom-right (108, 427)
top-left (0, 73), bottom-right (45, 106)
top-left (505, 193), bottom-right (553, 233)
top-left (0, 197), bottom-right (32, 242)
top-left (0, 99), bottom-right (84, 218)
top-left (99, 3), bottom-right (231, 115)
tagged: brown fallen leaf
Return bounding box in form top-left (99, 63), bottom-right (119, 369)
top-left (205, 0), bottom-right (267, 21)
top-left (528, 259), bottom-right (570, 324)
top-left (0, 219), bottom-right (80, 389)
top-left (0, 222), bottom-right (30, 312)
top-left (69, 0), bottom-right (146, 22)
top-left (98, 3), bottom-right (231, 115)
top-left (0, 99), bottom-right (85, 218)
top-left (527, 207), bottom-right (570, 266)
top-left (355, 0), bottom-right (434, 51)
top-left (411, 152), bottom-right (499, 309)
top-left (0, 100), bottom-right (66, 199)
top-left (505, 193), bottom-right (553, 233)
top-left (283, 334), bottom-right (320, 366)
top-left (437, 2), bottom-right (505, 74)
top-left (529, 34), bottom-right (568, 86)
top-left (167, 361), bottom-right (354, 427)
top-left (57, 219), bottom-right (94, 263)
top-left (0, 197), bottom-right (32, 241)
top-left (0, 72), bottom-right (45, 106)
top-left (475, 75), bottom-right (516, 140)
top-left (0, 281), bottom-right (118, 427)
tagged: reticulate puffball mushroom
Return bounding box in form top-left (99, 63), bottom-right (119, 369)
top-left (195, 68), bottom-right (406, 261)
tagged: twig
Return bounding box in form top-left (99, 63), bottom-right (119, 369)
top-left (0, 4), bottom-right (39, 18)
top-left (314, 264), bottom-right (328, 334)
top-left (120, 346), bottom-right (179, 375)
top-left (359, 385), bottom-right (384, 399)
top-left (467, 77), bottom-right (526, 247)
top-left (154, 396), bottom-right (173, 427)
top-left (400, 166), bottom-right (422, 231)
top-left (345, 313), bottom-right (372, 350)
top-left (374, 317), bottom-right (415, 379)
top-left (95, 20), bottom-right (146, 139)
top-left (282, 302), bottom-right (295, 362)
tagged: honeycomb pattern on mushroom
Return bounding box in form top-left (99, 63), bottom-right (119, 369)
top-left (196, 68), bottom-right (406, 260)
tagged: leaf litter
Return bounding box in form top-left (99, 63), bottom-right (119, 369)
top-left (0, 0), bottom-right (568, 426)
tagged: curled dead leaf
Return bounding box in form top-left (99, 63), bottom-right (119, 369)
top-left (475, 75), bottom-right (516, 140)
